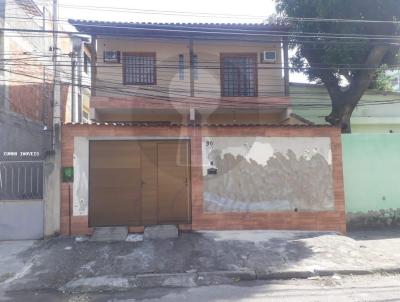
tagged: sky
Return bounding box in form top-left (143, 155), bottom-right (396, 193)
top-left (58, 0), bottom-right (277, 23)
top-left (57, 0), bottom-right (307, 82)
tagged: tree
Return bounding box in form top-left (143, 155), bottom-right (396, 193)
top-left (370, 65), bottom-right (395, 92)
top-left (275, 0), bottom-right (400, 133)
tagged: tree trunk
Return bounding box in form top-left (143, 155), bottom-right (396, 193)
top-left (320, 45), bottom-right (391, 133)
top-left (325, 95), bottom-right (357, 133)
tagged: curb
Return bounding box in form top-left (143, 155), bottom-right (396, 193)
top-left (59, 267), bottom-right (400, 293)
top-left (60, 270), bottom-right (257, 293)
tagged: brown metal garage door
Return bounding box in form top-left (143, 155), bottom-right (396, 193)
top-left (89, 140), bottom-right (190, 227)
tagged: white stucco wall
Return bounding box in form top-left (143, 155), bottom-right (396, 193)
top-left (73, 137), bottom-right (89, 216)
top-left (202, 137), bottom-right (334, 212)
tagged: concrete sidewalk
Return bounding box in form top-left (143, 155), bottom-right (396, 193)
top-left (0, 230), bottom-right (400, 294)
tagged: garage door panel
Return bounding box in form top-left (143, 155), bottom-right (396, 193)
top-left (91, 187), bottom-right (141, 197)
top-left (89, 141), bottom-right (142, 227)
top-left (90, 186), bottom-right (142, 226)
top-left (140, 141), bottom-right (158, 225)
top-left (91, 157), bottom-right (140, 169)
top-left (158, 168), bottom-right (188, 179)
top-left (89, 140), bottom-right (190, 227)
top-left (157, 141), bottom-right (190, 224)
top-left (91, 141), bottom-right (141, 169)
top-left (158, 192), bottom-right (189, 223)
top-left (158, 142), bottom-right (188, 167)
top-left (158, 182), bottom-right (189, 223)
top-left (90, 168), bottom-right (141, 187)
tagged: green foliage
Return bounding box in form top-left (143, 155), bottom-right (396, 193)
top-left (275, 0), bottom-right (400, 83)
top-left (371, 65), bottom-right (395, 91)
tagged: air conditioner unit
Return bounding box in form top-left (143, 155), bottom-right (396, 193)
top-left (262, 51), bottom-right (277, 63)
top-left (103, 51), bottom-right (120, 63)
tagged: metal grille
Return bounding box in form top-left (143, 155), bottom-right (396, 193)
top-left (123, 53), bottom-right (156, 85)
top-left (222, 56), bottom-right (257, 97)
top-left (0, 162), bottom-right (43, 200)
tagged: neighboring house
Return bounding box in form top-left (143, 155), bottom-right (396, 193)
top-left (62, 20), bottom-right (346, 235)
top-left (388, 70), bottom-right (400, 92)
top-left (290, 82), bottom-right (400, 229)
top-left (0, 0), bottom-right (90, 240)
top-left (291, 82), bottom-right (400, 133)
top-left (65, 35), bottom-right (92, 123)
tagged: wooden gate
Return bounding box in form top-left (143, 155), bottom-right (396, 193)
top-left (89, 140), bottom-right (190, 227)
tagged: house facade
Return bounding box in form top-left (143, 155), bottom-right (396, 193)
top-left (63, 21), bottom-right (346, 235)
top-left (388, 70), bottom-right (400, 92)
top-left (0, 0), bottom-right (90, 240)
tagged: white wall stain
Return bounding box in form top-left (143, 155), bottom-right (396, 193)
top-left (73, 137), bottom-right (89, 216)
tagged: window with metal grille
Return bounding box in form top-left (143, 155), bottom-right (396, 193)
top-left (0, 162), bottom-right (43, 200)
top-left (123, 53), bottom-right (156, 85)
top-left (221, 54), bottom-right (257, 97)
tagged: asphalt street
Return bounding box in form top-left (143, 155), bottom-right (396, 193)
top-left (3, 273), bottom-right (400, 302)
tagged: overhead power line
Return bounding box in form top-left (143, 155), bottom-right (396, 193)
top-left (4, 59), bottom-right (400, 71)
top-left (2, 15), bottom-right (400, 41)
top-left (3, 65), bottom-right (400, 111)
top-left (1, 24), bottom-right (399, 42)
top-left (12, 1), bottom-right (400, 25)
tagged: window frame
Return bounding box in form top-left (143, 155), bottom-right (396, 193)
top-left (220, 53), bottom-right (258, 97)
top-left (122, 52), bottom-right (157, 85)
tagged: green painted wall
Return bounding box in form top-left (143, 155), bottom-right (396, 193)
top-left (351, 124), bottom-right (400, 134)
top-left (342, 133), bottom-right (400, 213)
top-left (291, 83), bottom-right (400, 134)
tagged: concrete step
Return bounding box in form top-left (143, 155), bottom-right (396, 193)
top-left (144, 225), bottom-right (179, 240)
top-left (91, 227), bottom-right (128, 242)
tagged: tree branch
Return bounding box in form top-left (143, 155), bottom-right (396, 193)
top-left (346, 45), bottom-right (390, 102)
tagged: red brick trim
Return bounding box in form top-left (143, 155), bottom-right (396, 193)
top-left (61, 124), bottom-right (345, 235)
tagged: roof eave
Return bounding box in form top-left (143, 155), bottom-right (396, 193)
top-left (68, 19), bottom-right (290, 40)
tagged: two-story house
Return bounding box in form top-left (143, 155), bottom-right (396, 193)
top-left (71, 21), bottom-right (294, 125)
top-left (62, 20), bottom-right (346, 236)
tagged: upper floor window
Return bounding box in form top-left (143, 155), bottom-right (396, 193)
top-left (221, 54), bottom-right (257, 97)
top-left (123, 52), bottom-right (156, 85)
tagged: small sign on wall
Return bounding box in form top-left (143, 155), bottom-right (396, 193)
top-left (1, 151), bottom-right (42, 161)
top-left (62, 167), bottom-right (74, 183)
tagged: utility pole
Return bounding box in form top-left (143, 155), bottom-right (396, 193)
top-left (189, 38), bottom-right (195, 98)
top-left (71, 51), bottom-right (76, 122)
top-left (43, 0), bottom-right (62, 237)
top-left (42, 5), bottom-right (47, 127)
top-left (283, 36), bottom-right (290, 97)
top-left (52, 0), bottom-right (60, 148)
top-left (71, 35), bottom-right (85, 123)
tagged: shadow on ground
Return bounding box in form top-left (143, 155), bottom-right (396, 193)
top-left (349, 229), bottom-right (400, 241)
top-left (3, 229), bottom-right (400, 301)
top-left (3, 231), bottom-right (318, 292)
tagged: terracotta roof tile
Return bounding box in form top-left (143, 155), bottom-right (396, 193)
top-left (62, 121), bottom-right (333, 128)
